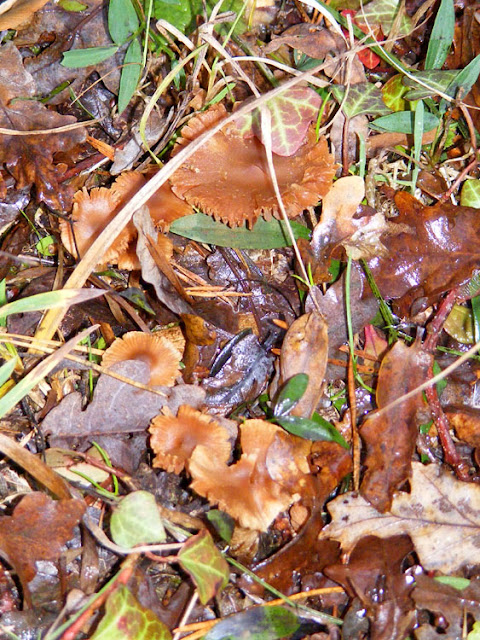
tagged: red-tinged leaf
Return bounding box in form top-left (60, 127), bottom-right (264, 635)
top-left (360, 338), bottom-right (432, 512)
top-left (0, 493), bottom-right (85, 598)
top-left (236, 85), bottom-right (322, 156)
top-left (178, 530), bottom-right (229, 604)
top-left (91, 585), bottom-right (172, 640)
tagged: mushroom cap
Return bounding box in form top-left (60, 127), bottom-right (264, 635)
top-left (149, 405), bottom-right (231, 474)
top-left (170, 104), bottom-right (336, 227)
top-left (189, 419), bottom-right (312, 531)
top-left (59, 187), bottom-right (133, 263)
top-left (117, 231), bottom-right (174, 271)
top-left (102, 331), bottom-right (182, 386)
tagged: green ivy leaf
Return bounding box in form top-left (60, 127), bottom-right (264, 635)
top-left (61, 45), bottom-right (119, 68)
top-left (369, 110), bottom-right (439, 134)
top-left (204, 606), bottom-right (301, 640)
top-left (461, 180), bottom-right (480, 208)
top-left (402, 69), bottom-right (460, 101)
top-left (276, 414), bottom-right (349, 448)
top-left (108, 0), bottom-right (139, 44)
top-left (170, 214), bottom-right (310, 249)
top-left (381, 74), bottom-right (408, 112)
top-left (331, 82), bottom-right (391, 119)
top-left (91, 585), bottom-right (172, 640)
top-left (236, 85), bottom-right (322, 156)
top-left (178, 530), bottom-right (229, 604)
top-left (110, 491), bottom-right (166, 548)
top-left (355, 0), bottom-right (412, 36)
top-left (206, 510), bottom-right (235, 543)
top-left (118, 38), bottom-right (142, 113)
top-left (273, 374), bottom-right (309, 417)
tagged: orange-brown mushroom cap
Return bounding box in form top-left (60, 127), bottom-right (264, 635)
top-left (170, 104), bottom-right (336, 227)
top-left (102, 331), bottom-right (182, 386)
top-left (149, 405), bottom-right (231, 474)
top-left (189, 419), bottom-right (312, 531)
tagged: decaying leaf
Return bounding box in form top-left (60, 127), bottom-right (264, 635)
top-left (279, 311), bottom-right (328, 418)
top-left (0, 493), bottom-right (85, 602)
top-left (320, 461), bottom-right (480, 573)
top-left (325, 536), bottom-right (415, 640)
top-left (0, 42), bottom-right (86, 210)
top-left (360, 337), bottom-right (432, 512)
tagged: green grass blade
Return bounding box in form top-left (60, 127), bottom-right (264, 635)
top-left (425, 0), bottom-right (454, 70)
top-left (108, 0), bottom-right (139, 44)
top-left (118, 38), bottom-right (142, 113)
top-left (0, 289), bottom-right (105, 321)
top-left (0, 359), bottom-right (17, 388)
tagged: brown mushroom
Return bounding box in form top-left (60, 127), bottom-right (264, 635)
top-left (170, 104), bottom-right (336, 227)
top-left (189, 419), bottom-right (312, 531)
top-left (102, 331), bottom-right (182, 386)
top-left (149, 405), bottom-right (231, 474)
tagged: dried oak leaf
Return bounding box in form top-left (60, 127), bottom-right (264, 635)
top-left (149, 405), bottom-right (231, 474)
top-left (320, 461), bottom-right (480, 574)
top-left (370, 191), bottom-right (480, 315)
top-left (189, 420), bottom-right (312, 531)
top-left (325, 535), bottom-right (415, 640)
top-left (170, 103), bottom-right (335, 227)
top-left (0, 42), bottom-right (86, 210)
top-left (0, 492), bottom-right (85, 597)
top-left (360, 337), bottom-right (432, 513)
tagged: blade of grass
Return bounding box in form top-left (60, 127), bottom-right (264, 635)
top-left (0, 288), bottom-right (104, 322)
top-left (425, 0), bottom-right (454, 70)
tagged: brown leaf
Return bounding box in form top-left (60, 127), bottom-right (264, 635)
top-left (280, 311), bottom-right (328, 418)
top-left (320, 461), bottom-right (480, 574)
top-left (0, 42), bottom-right (86, 210)
top-left (360, 338), bottom-right (432, 512)
top-left (370, 191), bottom-right (480, 315)
top-left (0, 493), bottom-right (85, 598)
top-left (325, 536), bottom-right (415, 640)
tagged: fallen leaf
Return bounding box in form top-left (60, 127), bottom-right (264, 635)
top-left (360, 337), bottom-right (432, 512)
top-left (320, 461), bottom-right (480, 573)
top-left (0, 493), bottom-right (85, 603)
top-left (178, 530), bottom-right (229, 604)
top-left (203, 606), bottom-right (301, 640)
top-left (0, 42), bottom-right (86, 210)
top-left (325, 535), bottom-right (415, 640)
top-left (110, 491), bottom-right (166, 549)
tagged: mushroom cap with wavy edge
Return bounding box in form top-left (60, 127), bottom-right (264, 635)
top-left (117, 231), bottom-right (174, 271)
top-left (102, 331), bottom-right (182, 387)
top-left (170, 104), bottom-right (336, 228)
top-left (189, 419), bottom-right (312, 531)
top-left (113, 170), bottom-right (194, 231)
top-left (59, 187), bottom-right (133, 263)
top-left (149, 405), bottom-right (231, 474)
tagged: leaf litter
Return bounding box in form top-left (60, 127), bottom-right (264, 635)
top-left (1, 0), bottom-right (480, 638)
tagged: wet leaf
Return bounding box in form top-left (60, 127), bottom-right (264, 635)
top-left (321, 461), bottom-right (480, 573)
top-left (273, 373), bottom-right (310, 417)
top-left (91, 585), bottom-right (172, 640)
top-left (0, 493), bottom-right (85, 597)
top-left (170, 213), bottom-right (310, 249)
top-left (110, 491), bottom-right (166, 548)
top-left (332, 82), bottom-right (391, 119)
top-left (203, 606), bottom-right (301, 640)
top-left (360, 338), bottom-right (432, 512)
top-left (178, 530), bottom-right (229, 604)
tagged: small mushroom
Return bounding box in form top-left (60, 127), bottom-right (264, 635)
top-left (170, 104), bottom-right (336, 227)
top-left (149, 405), bottom-right (231, 474)
top-left (102, 331), bottom-right (182, 386)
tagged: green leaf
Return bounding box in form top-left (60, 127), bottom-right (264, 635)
top-left (402, 69), bottom-right (459, 101)
top-left (382, 74), bottom-right (408, 112)
top-left (434, 576), bottom-right (470, 590)
top-left (91, 585), bottom-right (172, 640)
top-left (36, 235), bottom-right (55, 257)
top-left (425, 0), bottom-right (454, 70)
top-left (178, 530), bottom-right (229, 604)
top-left (117, 39), bottom-right (142, 114)
top-left (355, 0), bottom-right (412, 36)
top-left (153, 0), bottom-right (246, 40)
top-left (369, 110), bottom-right (439, 134)
top-left (276, 414), bottom-right (349, 448)
top-left (445, 54), bottom-right (480, 99)
top-left (273, 374), bottom-right (309, 417)
top-left (0, 289), bottom-right (105, 321)
top-left (61, 45), bottom-right (119, 68)
top-left (331, 82), bottom-right (391, 119)
top-left (110, 491), bottom-right (166, 548)
top-left (206, 510), bottom-right (235, 543)
top-left (0, 359), bottom-right (17, 388)
top-left (108, 0), bottom-right (139, 44)
top-left (235, 85), bottom-right (322, 156)
top-left (461, 180), bottom-right (480, 208)
top-left (444, 304), bottom-right (474, 344)
top-left (204, 606), bottom-right (301, 640)
top-left (58, 0), bottom-right (88, 10)
top-left (170, 214), bottom-right (310, 249)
